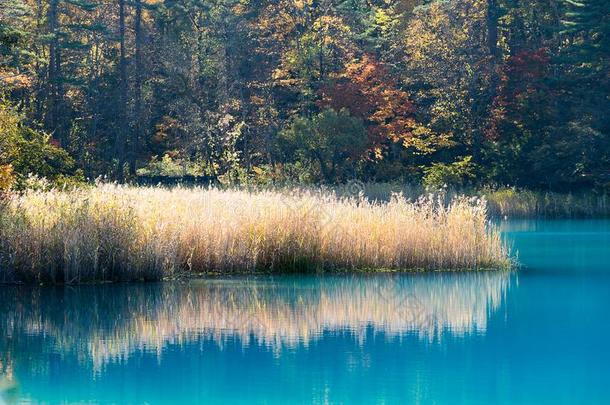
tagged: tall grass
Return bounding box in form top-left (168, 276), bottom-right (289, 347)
top-left (0, 185), bottom-right (509, 283)
top-left (329, 182), bottom-right (610, 219)
top-left (483, 188), bottom-right (610, 218)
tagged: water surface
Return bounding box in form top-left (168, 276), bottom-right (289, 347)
top-left (1, 220), bottom-right (609, 404)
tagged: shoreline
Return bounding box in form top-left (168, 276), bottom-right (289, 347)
top-left (0, 265), bottom-right (516, 286)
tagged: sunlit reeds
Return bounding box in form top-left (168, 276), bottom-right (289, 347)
top-left (0, 185), bottom-right (509, 283)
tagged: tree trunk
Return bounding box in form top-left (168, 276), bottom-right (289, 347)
top-left (115, 0), bottom-right (129, 180)
top-left (487, 0), bottom-right (500, 62)
top-left (486, 0), bottom-right (501, 111)
top-left (131, 0), bottom-right (143, 174)
top-left (46, 0), bottom-right (63, 143)
top-left (34, 0), bottom-right (46, 120)
top-left (478, 0), bottom-right (501, 157)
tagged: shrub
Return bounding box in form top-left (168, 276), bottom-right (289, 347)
top-left (137, 154), bottom-right (203, 177)
top-left (0, 99), bottom-right (75, 188)
top-left (280, 109), bottom-right (368, 183)
top-left (423, 156), bottom-right (476, 189)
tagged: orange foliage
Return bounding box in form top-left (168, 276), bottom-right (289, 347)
top-left (486, 48), bottom-right (551, 140)
top-left (0, 71), bottom-right (33, 89)
top-left (318, 55), bottom-right (417, 153)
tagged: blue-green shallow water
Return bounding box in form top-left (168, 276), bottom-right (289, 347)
top-left (1, 220), bottom-right (609, 404)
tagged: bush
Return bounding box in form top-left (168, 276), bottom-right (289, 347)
top-left (0, 99), bottom-right (76, 188)
top-left (279, 108), bottom-right (368, 183)
top-left (423, 156), bottom-right (476, 189)
top-left (137, 154), bottom-right (203, 177)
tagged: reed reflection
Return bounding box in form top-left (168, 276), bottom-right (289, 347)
top-left (0, 273), bottom-right (509, 371)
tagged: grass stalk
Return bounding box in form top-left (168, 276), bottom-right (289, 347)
top-left (0, 185), bottom-right (510, 283)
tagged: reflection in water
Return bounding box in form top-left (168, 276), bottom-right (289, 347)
top-left (0, 372), bottom-right (17, 405)
top-left (0, 273), bottom-right (509, 373)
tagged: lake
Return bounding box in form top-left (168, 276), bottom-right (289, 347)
top-left (1, 220), bottom-right (609, 404)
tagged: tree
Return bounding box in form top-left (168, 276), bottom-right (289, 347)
top-left (114, 0), bottom-right (128, 178)
top-left (0, 0), bottom-right (35, 90)
top-left (280, 108), bottom-right (368, 182)
top-left (0, 98), bottom-right (75, 187)
top-left (319, 55), bottom-right (417, 148)
top-left (318, 54), bottom-right (453, 180)
top-left (401, 0), bottom-right (491, 168)
top-left (560, 0), bottom-right (610, 74)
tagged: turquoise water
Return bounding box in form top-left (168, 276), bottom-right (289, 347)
top-left (1, 220), bottom-right (609, 404)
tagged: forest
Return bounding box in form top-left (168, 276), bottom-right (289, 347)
top-left (1, 0), bottom-right (609, 191)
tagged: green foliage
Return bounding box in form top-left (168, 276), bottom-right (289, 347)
top-left (137, 154), bottom-right (203, 177)
top-left (560, 0), bottom-right (610, 65)
top-left (280, 109), bottom-right (368, 183)
top-left (0, 99), bottom-right (75, 188)
top-left (423, 156), bottom-right (476, 189)
top-left (251, 162), bottom-right (317, 186)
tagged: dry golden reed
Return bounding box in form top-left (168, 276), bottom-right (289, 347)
top-left (0, 185), bottom-right (509, 283)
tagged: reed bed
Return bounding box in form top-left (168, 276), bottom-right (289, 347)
top-left (328, 182), bottom-right (610, 219)
top-left (0, 185), bottom-right (509, 283)
top-left (483, 188), bottom-right (610, 219)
